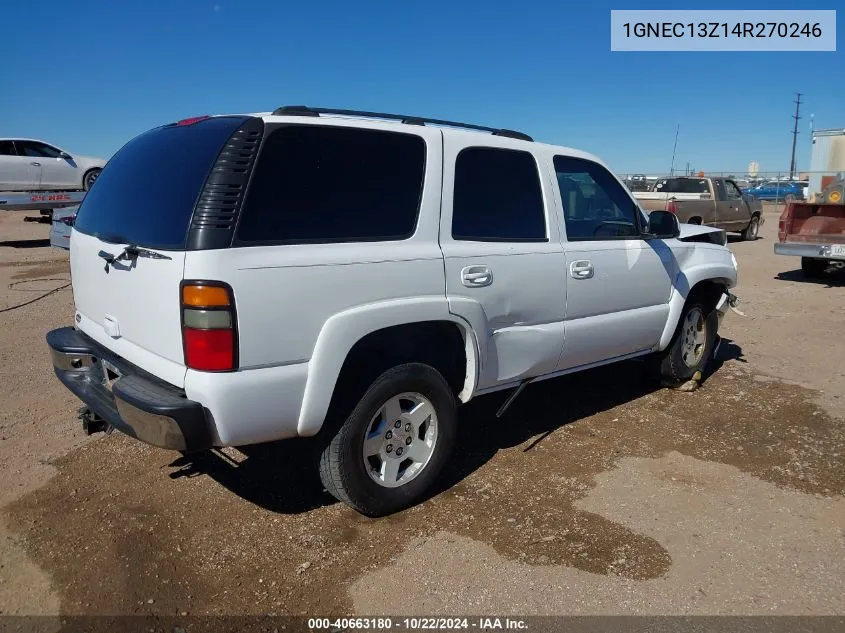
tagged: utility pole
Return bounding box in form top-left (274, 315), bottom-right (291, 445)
top-left (789, 93), bottom-right (802, 180)
top-left (669, 124), bottom-right (679, 176)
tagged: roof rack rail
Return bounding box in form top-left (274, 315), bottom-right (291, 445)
top-left (270, 105), bottom-right (533, 142)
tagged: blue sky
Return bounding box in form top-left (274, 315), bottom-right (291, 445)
top-left (2, 0), bottom-right (842, 174)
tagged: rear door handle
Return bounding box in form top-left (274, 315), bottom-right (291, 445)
top-left (569, 260), bottom-right (594, 280)
top-left (461, 265), bottom-right (493, 287)
top-left (30, 161), bottom-right (41, 167)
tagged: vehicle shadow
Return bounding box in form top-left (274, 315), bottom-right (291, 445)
top-left (170, 348), bottom-right (742, 516)
top-left (775, 267), bottom-right (845, 287)
top-left (0, 238), bottom-right (51, 249)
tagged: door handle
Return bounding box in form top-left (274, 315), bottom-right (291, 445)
top-left (569, 260), bottom-right (594, 280)
top-left (461, 265), bottom-right (493, 287)
top-left (30, 161), bottom-right (41, 167)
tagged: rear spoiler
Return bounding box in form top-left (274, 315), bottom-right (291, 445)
top-left (0, 191), bottom-right (85, 211)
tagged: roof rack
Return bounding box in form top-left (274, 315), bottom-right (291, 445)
top-left (270, 105), bottom-right (533, 142)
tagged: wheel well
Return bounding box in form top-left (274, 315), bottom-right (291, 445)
top-left (687, 280), bottom-right (727, 314)
top-left (82, 167), bottom-right (101, 185)
top-left (328, 321), bottom-right (468, 421)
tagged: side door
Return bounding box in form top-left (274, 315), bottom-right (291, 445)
top-left (439, 134), bottom-right (567, 390)
top-left (723, 179), bottom-right (750, 228)
top-left (17, 141), bottom-right (77, 189)
top-left (551, 154), bottom-right (676, 370)
top-left (0, 140), bottom-right (31, 190)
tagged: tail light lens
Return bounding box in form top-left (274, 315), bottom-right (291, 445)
top-left (181, 282), bottom-right (237, 371)
top-left (666, 200), bottom-right (678, 214)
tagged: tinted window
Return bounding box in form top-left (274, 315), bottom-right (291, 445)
top-left (725, 181), bottom-right (743, 199)
top-left (74, 116), bottom-right (247, 249)
top-left (452, 147), bottom-right (545, 241)
top-left (0, 141), bottom-right (16, 156)
top-left (236, 126), bottom-right (425, 244)
top-left (17, 141), bottom-right (62, 158)
top-left (653, 178), bottom-right (710, 194)
top-left (554, 156), bottom-right (640, 240)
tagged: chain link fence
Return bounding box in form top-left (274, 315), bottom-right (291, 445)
top-left (617, 170), bottom-right (844, 203)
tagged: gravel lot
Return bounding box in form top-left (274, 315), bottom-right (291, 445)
top-left (0, 206), bottom-right (843, 619)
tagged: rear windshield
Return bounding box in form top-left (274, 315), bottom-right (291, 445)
top-left (652, 178), bottom-right (710, 194)
top-left (73, 116), bottom-right (247, 249)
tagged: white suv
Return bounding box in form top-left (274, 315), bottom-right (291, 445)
top-left (47, 107), bottom-right (738, 516)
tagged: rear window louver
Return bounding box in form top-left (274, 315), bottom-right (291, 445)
top-left (187, 117), bottom-right (264, 250)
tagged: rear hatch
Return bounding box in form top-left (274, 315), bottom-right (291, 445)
top-left (70, 115), bottom-right (254, 388)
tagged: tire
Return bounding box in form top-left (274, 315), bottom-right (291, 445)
top-left (660, 298), bottom-right (719, 385)
top-left (688, 217), bottom-right (702, 226)
top-left (801, 257), bottom-right (828, 279)
top-left (784, 194), bottom-right (796, 204)
top-left (740, 214), bottom-right (760, 241)
top-left (82, 168), bottom-right (101, 191)
top-left (318, 363), bottom-right (457, 516)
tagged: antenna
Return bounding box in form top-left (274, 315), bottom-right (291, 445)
top-left (669, 124), bottom-right (679, 176)
top-left (789, 93), bottom-right (802, 180)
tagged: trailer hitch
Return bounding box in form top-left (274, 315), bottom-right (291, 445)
top-left (78, 407), bottom-right (113, 436)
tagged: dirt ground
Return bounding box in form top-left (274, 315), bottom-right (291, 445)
top-left (0, 206), bottom-right (842, 620)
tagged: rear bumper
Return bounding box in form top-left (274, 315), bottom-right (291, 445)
top-left (774, 242), bottom-right (845, 261)
top-left (46, 327), bottom-right (213, 452)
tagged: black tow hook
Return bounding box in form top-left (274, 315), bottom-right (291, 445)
top-left (78, 407), bottom-right (111, 436)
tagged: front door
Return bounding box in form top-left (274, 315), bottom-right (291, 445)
top-left (439, 134), bottom-right (567, 390)
top-left (551, 155), bottom-right (675, 370)
top-left (722, 179), bottom-right (750, 229)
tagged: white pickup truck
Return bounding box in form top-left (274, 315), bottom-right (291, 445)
top-left (47, 107), bottom-right (738, 516)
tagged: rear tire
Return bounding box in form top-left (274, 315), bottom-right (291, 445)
top-left (801, 257), bottom-right (828, 279)
top-left (318, 363), bottom-right (457, 516)
top-left (784, 194), bottom-right (796, 204)
top-left (82, 168), bottom-right (101, 191)
top-left (660, 298), bottom-right (719, 385)
top-left (740, 214), bottom-right (760, 241)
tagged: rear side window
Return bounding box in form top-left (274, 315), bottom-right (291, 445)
top-left (74, 116), bottom-right (248, 249)
top-left (0, 141), bottom-right (16, 155)
top-left (236, 126), bottom-right (426, 244)
top-left (653, 178), bottom-right (710, 194)
top-left (452, 147), bottom-right (546, 241)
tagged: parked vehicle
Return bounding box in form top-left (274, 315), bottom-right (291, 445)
top-left (46, 107), bottom-right (738, 516)
top-left (775, 202), bottom-right (845, 278)
top-left (634, 176), bottom-right (764, 240)
top-left (0, 139), bottom-right (105, 192)
top-left (745, 180), bottom-right (804, 202)
top-left (50, 206), bottom-right (78, 250)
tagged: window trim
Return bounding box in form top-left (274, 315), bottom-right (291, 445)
top-left (553, 155), bottom-right (645, 242)
top-left (232, 123), bottom-right (428, 247)
top-left (450, 145), bottom-right (549, 244)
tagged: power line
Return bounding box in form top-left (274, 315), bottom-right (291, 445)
top-left (789, 92), bottom-right (802, 180)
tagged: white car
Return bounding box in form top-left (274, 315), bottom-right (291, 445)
top-left (47, 107), bottom-right (738, 516)
top-left (0, 138), bottom-right (106, 191)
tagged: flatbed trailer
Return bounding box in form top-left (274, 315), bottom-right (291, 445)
top-left (0, 190), bottom-right (85, 212)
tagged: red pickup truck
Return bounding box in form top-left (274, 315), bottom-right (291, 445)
top-left (775, 202), bottom-right (845, 277)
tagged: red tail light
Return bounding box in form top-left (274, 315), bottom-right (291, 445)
top-left (176, 115), bottom-right (210, 126)
top-left (666, 200), bottom-right (678, 214)
top-left (181, 282), bottom-right (237, 371)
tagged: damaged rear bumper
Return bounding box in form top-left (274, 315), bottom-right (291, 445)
top-left (46, 327), bottom-right (213, 452)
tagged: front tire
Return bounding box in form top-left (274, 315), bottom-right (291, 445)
top-left (801, 257), bottom-right (828, 279)
top-left (660, 299), bottom-right (719, 385)
top-left (82, 168), bottom-right (101, 191)
top-left (740, 214), bottom-right (760, 241)
top-left (318, 363), bottom-right (457, 516)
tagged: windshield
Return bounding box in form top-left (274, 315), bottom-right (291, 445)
top-left (73, 116), bottom-right (248, 249)
top-left (652, 178), bottom-right (710, 194)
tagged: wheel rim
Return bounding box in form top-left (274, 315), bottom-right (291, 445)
top-left (681, 307), bottom-right (707, 368)
top-left (86, 171), bottom-right (99, 189)
top-left (362, 392), bottom-right (439, 489)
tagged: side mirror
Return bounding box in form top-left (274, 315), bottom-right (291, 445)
top-left (646, 210), bottom-right (680, 239)
top-left (59, 151), bottom-right (72, 160)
